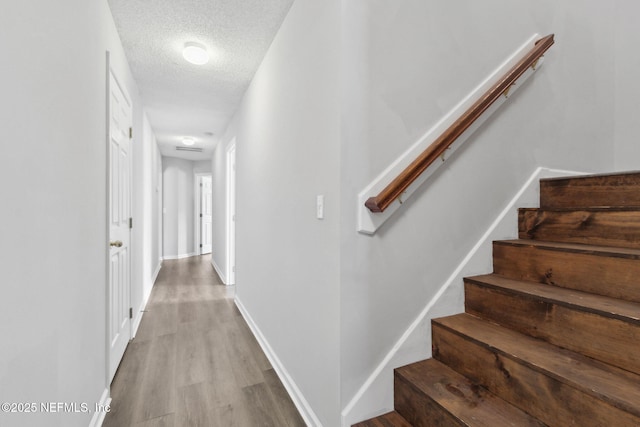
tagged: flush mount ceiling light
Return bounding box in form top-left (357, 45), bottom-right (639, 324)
top-left (182, 42), bottom-right (209, 65)
top-left (182, 137), bottom-right (195, 146)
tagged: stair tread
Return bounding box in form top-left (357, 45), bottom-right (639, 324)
top-left (540, 171), bottom-right (640, 183)
top-left (396, 359), bottom-right (545, 426)
top-left (434, 313), bottom-right (640, 417)
top-left (466, 273), bottom-right (640, 324)
top-left (352, 411), bottom-right (412, 427)
top-left (495, 239), bottom-right (640, 259)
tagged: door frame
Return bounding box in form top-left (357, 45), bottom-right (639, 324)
top-left (105, 51), bottom-right (133, 385)
top-left (194, 172), bottom-right (212, 255)
top-left (226, 141), bottom-right (236, 285)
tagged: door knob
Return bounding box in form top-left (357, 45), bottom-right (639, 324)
top-left (110, 240), bottom-right (123, 247)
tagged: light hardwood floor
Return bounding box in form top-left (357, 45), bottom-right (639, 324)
top-left (104, 255), bottom-right (306, 427)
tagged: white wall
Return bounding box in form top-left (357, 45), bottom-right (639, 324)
top-left (211, 141), bottom-right (229, 282)
top-left (213, 0), bottom-right (341, 424)
top-left (162, 157), bottom-right (209, 259)
top-left (614, 0), bottom-right (640, 170)
top-left (209, 0), bottom-right (633, 424)
top-left (340, 0), bottom-right (618, 423)
top-left (0, 1), bottom-right (142, 426)
top-left (193, 160), bottom-right (212, 174)
top-left (132, 113), bottom-right (163, 333)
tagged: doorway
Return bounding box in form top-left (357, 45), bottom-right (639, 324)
top-left (107, 59), bottom-right (132, 383)
top-left (195, 174), bottom-right (212, 255)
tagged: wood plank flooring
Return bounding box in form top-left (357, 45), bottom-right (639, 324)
top-left (103, 255), bottom-right (306, 427)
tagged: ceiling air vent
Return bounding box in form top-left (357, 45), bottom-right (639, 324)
top-left (176, 146), bottom-right (203, 152)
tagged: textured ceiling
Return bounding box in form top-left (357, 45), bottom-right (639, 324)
top-left (108, 0), bottom-right (295, 160)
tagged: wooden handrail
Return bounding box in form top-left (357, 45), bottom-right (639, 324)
top-left (365, 34), bottom-right (555, 213)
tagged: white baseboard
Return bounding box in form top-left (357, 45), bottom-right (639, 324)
top-left (342, 167), bottom-right (587, 426)
top-left (152, 260), bottom-right (162, 284)
top-left (235, 297), bottom-right (323, 427)
top-left (88, 387), bottom-right (111, 427)
top-left (211, 256), bottom-right (228, 285)
top-left (162, 252), bottom-right (197, 260)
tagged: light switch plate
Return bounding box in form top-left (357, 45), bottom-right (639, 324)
top-left (316, 195), bottom-right (324, 219)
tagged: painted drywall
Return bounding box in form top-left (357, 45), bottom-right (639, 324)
top-left (213, 0), bottom-right (341, 424)
top-left (211, 140), bottom-right (229, 283)
top-left (193, 160), bottom-right (212, 174)
top-left (614, 1), bottom-right (640, 170)
top-left (162, 157), bottom-right (199, 259)
top-left (132, 113), bottom-right (163, 333)
top-left (0, 1), bottom-right (143, 426)
top-left (340, 0), bottom-right (617, 423)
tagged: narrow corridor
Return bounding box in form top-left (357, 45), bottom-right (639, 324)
top-left (104, 256), bottom-right (306, 426)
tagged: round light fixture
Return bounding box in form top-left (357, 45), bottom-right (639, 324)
top-left (182, 42), bottom-right (209, 65)
top-left (182, 137), bottom-right (195, 146)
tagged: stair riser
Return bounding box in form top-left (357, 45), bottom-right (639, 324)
top-left (518, 209), bottom-right (640, 249)
top-left (464, 281), bottom-right (640, 375)
top-left (432, 322), bottom-right (640, 427)
top-left (394, 375), bottom-right (466, 427)
top-left (492, 242), bottom-right (640, 303)
top-left (395, 359), bottom-right (547, 427)
top-left (540, 173), bottom-right (640, 209)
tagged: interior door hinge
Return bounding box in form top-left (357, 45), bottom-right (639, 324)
top-left (129, 127), bottom-right (133, 139)
top-left (200, 244), bottom-right (203, 248)
top-left (129, 307), bottom-right (133, 319)
top-left (129, 217), bottom-right (133, 229)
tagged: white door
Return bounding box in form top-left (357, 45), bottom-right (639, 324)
top-left (201, 176), bottom-right (212, 254)
top-left (108, 70), bottom-right (132, 382)
top-left (227, 143), bottom-right (236, 285)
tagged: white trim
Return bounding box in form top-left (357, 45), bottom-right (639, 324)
top-left (235, 297), bottom-right (323, 427)
top-left (88, 387), bottom-right (111, 427)
top-left (104, 49), bottom-right (111, 397)
top-left (162, 252), bottom-right (197, 260)
top-left (342, 167), bottom-right (588, 426)
top-left (357, 33), bottom-right (547, 234)
top-left (211, 257), bottom-right (228, 285)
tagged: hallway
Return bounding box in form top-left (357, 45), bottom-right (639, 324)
top-left (104, 256), bottom-right (306, 426)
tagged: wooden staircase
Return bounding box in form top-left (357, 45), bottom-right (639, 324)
top-left (355, 171), bottom-right (640, 427)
